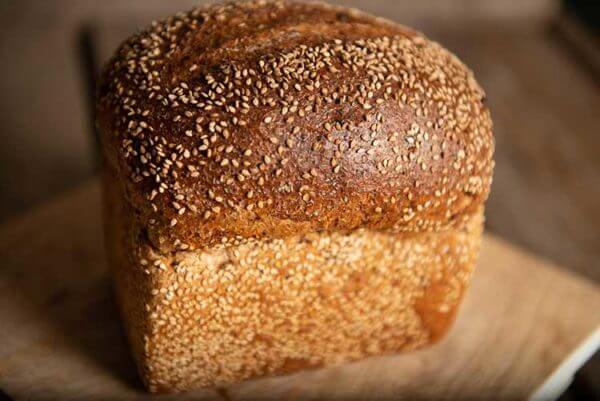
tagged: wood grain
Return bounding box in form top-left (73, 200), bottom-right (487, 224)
top-left (0, 180), bottom-right (598, 401)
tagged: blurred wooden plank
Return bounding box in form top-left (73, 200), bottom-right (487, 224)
top-left (554, 9), bottom-right (600, 77)
top-left (0, 180), bottom-right (598, 400)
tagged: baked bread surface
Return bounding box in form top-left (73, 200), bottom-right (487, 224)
top-left (104, 170), bottom-right (483, 391)
top-left (98, 0), bottom-right (494, 392)
top-left (97, 0), bottom-right (494, 253)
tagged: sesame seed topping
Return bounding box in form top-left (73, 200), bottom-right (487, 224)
top-left (99, 0), bottom-right (493, 391)
top-left (98, 0), bottom-right (493, 251)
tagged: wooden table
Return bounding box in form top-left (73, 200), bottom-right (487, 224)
top-left (0, 180), bottom-right (598, 401)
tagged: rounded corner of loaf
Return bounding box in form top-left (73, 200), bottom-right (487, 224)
top-left (96, 0), bottom-right (494, 251)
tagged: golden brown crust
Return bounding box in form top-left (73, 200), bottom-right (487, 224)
top-left (104, 174), bottom-right (483, 392)
top-left (99, 2), bottom-right (493, 391)
top-left (97, 0), bottom-right (494, 253)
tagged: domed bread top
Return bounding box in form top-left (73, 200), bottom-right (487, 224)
top-left (97, 0), bottom-right (494, 252)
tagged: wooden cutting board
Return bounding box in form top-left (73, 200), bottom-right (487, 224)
top-left (0, 180), bottom-right (598, 401)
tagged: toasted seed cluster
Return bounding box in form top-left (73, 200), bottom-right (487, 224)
top-left (97, 0), bottom-right (494, 253)
top-left (100, 0), bottom-right (494, 393)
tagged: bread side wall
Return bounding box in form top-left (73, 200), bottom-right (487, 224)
top-left (104, 170), bottom-right (483, 392)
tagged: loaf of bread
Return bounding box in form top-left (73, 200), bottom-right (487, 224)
top-left (97, 0), bottom-right (494, 392)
